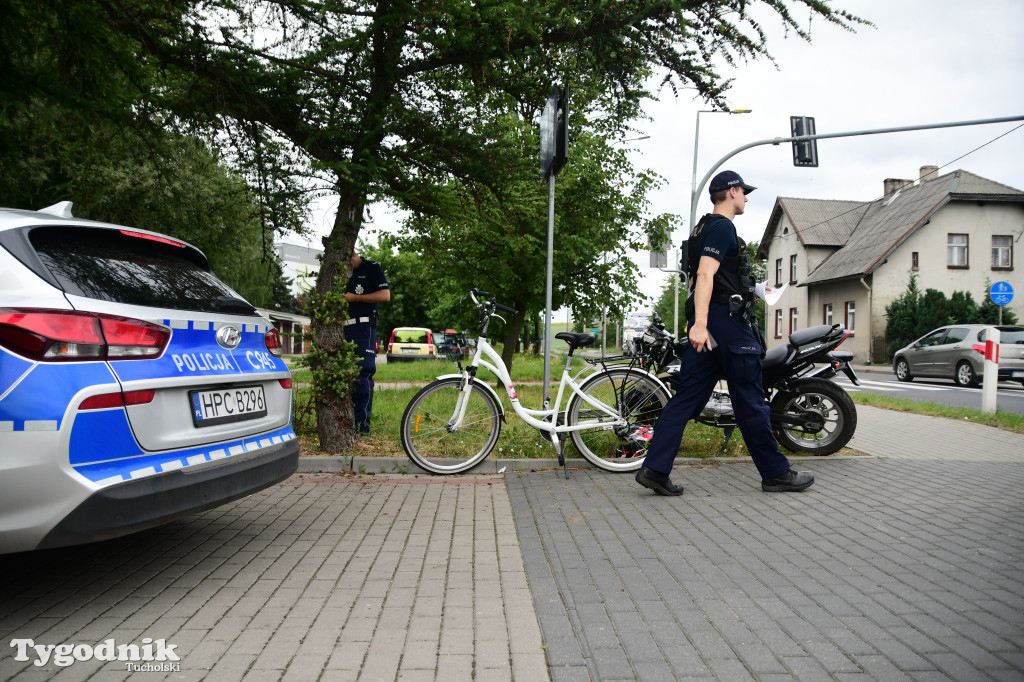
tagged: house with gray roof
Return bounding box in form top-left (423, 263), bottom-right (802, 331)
top-left (756, 166), bottom-right (1023, 363)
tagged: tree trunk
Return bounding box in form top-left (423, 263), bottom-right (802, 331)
top-left (499, 307), bottom-right (527, 382)
top-left (312, 193), bottom-right (364, 453)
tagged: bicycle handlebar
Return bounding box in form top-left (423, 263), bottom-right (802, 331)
top-left (468, 289), bottom-right (519, 317)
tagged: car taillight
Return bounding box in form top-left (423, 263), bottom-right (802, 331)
top-left (0, 309), bottom-right (169, 362)
top-left (265, 327), bottom-right (282, 357)
top-left (972, 344), bottom-right (986, 354)
top-left (278, 378), bottom-right (293, 389)
top-left (79, 390), bottom-right (155, 410)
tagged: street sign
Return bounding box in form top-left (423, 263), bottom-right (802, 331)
top-left (990, 281), bottom-right (1014, 306)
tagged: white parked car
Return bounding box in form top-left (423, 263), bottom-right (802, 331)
top-left (0, 203), bottom-right (298, 553)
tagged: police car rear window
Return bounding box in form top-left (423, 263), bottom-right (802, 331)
top-left (30, 227), bottom-right (249, 313)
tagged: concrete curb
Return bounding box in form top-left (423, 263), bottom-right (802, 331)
top-left (296, 455), bottom-right (591, 475)
top-left (295, 453), bottom-right (866, 476)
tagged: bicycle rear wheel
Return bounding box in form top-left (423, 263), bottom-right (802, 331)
top-left (401, 377), bottom-right (502, 474)
top-left (566, 368), bottom-right (670, 472)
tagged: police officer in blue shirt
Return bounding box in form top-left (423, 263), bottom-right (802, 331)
top-left (344, 251), bottom-right (390, 435)
top-left (635, 171), bottom-right (814, 495)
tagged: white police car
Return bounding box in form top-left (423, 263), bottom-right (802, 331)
top-left (0, 203), bottom-right (298, 553)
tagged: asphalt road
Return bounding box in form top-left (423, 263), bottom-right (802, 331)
top-left (837, 369), bottom-right (1024, 414)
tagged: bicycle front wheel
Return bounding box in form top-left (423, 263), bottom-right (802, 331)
top-left (401, 378), bottom-right (502, 474)
top-left (566, 368), bottom-right (671, 472)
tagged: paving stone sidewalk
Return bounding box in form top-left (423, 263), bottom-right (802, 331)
top-left (0, 475), bottom-right (546, 682)
top-left (506, 405), bottom-right (1024, 680)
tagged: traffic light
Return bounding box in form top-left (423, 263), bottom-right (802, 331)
top-left (790, 116), bottom-right (819, 167)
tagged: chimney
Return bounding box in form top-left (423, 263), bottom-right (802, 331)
top-left (919, 165), bottom-right (939, 183)
top-left (883, 178), bottom-right (912, 201)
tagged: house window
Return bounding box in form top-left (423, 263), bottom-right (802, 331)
top-left (775, 258), bottom-right (783, 286)
top-left (789, 254), bottom-right (797, 284)
top-left (789, 308), bottom-right (798, 335)
top-left (947, 233), bottom-right (968, 268)
top-left (844, 301), bottom-right (856, 333)
top-left (911, 252), bottom-right (919, 270)
top-left (992, 235), bottom-right (1013, 269)
top-left (823, 303), bottom-right (833, 325)
top-left (774, 309), bottom-right (783, 339)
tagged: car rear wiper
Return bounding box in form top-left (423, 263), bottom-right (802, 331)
top-left (211, 296), bottom-right (256, 314)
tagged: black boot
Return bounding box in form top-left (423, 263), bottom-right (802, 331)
top-left (761, 469), bottom-right (814, 492)
top-left (635, 467), bottom-right (684, 496)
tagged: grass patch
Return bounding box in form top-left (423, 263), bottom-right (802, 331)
top-left (293, 372), bottom-right (807, 460)
top-left (849, 392), bottom-right (1024, 434)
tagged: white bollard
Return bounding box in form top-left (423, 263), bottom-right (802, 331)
top-left (981, 327), bottom-right (1000, 415)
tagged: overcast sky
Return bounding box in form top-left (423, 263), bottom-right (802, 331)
top-left (298, 0), bottom-right (1024, 311)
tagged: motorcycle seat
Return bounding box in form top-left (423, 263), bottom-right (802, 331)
top-left (788, 324), bottom-right (837, 347)
top-left (763, 344), bottom-right (793, 370)
top-left (555, 332), bottom-right (597, 350)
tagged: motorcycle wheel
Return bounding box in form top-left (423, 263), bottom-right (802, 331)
top-left (770, 378), bottom-right (857, 456)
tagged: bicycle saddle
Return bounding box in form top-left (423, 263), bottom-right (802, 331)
top-left (555, 332), bottom-right (597, 350)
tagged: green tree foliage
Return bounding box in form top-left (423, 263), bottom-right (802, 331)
top-left (0, 0), bottom-right (303, 308)
top-left (394, 115), bottom-right (677, 372)
top-left (884, 273), bottom-right (1019, 356)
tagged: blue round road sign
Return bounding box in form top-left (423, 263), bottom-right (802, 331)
top-left (990, 281), bottom-right (1014, 306)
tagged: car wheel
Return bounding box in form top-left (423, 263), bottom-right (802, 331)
top-left (954, 361), bottom-right (979, 387)
top-left (894, 358), bottom-right (913, 382)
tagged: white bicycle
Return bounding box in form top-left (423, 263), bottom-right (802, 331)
top-left (400, 289), bottom-right (671, 475)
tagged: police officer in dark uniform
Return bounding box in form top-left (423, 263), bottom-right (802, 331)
top-left (343, 251), bottom-right (390, 435)
top-left (635, 171), bottom-right (814, 495)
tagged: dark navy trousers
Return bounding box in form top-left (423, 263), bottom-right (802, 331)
top-left (643, 303), bottom-right (791, 481)
top-left (343, 322), bottom-right (378, 434)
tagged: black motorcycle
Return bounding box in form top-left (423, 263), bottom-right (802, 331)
top-left (624, 312), bottom-right (860, 456)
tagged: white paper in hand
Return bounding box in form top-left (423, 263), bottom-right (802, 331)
top-left (755, 281), bottom-right (787, 306)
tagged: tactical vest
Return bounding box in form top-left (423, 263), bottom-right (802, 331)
top-left (681, 213), bottom-right (757, 319)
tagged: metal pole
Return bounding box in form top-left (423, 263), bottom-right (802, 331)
top-left (543, 173), bottom-right (555, 405)
top-left (689, 114), bottom-right (1024, 232)
top-left (690, 113), bottom-right (702, 213)
top-left (601, 253), bottom-right (607, 358)
top-left (601, 309), bottom-right (606, 358)
top-left (673, 248), bottom-right (680, 337)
